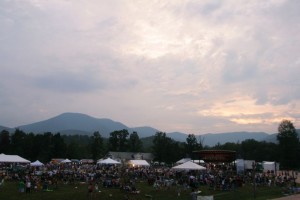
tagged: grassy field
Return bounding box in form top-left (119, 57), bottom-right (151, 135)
top-left (0, 180), bottom-right (292, 200)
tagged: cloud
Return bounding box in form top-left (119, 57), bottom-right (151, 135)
top-left (0, 0), bottom-right (299, 133)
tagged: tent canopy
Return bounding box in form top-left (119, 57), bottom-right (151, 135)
top-left (97, 158), bottom-right (121, 165)
top-left (176, 158), bottom-right (191, 164)
top-left (176, 158), bottom-right (205, 164)
top-left (0, 153), bottom-right (30, 163)
top-left (30, 160), bottom-right (44, 167)
top-left (262, 161), bottom-right (279, 172)
top-left (172, 161), bottom-right (206, 171)
top-left (128, 160), bottom-right (150, 167)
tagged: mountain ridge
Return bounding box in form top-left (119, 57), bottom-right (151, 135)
top-left (0, 112), bottom-right (291, 146)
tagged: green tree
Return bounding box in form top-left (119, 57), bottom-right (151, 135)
top-left (108, 129), bottom-right (129, 151)
top-left (184, 134), bottom-right (201, 158)
top-left (240, 139), bottom-right (260, 160)
top-left (0, 130), bottom-right (10, 153)
top-left (277, 119), bottom-right (300, 169)
top-left (128, 132), bottom-right (143, 152)
top-left (10, 129), bottom-right (27, 156)
top-left (66, 141), bottom-right (81, 159)
top-left (152, 132), bottom-right (166, 162)
top-left (23, 132), bottom-right (35, 160)
top-left (152, 132), bottom-right (183, 164)
top-left (36, 132), bottom-right (54, 162)
top-left (90, 131), bottom-right (104, 160)
top-left (51, 133), bottom-right (67, 158)
top-left (63, 135), bottom-right (91, 159)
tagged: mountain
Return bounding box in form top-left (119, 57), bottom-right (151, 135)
top-left (129, 126), bottom-right (159, 138)
top-left (264, 129), bottom-right (300, 143)
top-left (4, 112), bottom-right (284, 146)
top-left (167, 132), bottom-right (188, 141)
top-left (0, 125), bottom-right (14, 133)
top-left (264, 133), bottom-right (277, 143)
top-left (200, 132), bottom-right (269, 146)
top-left (58, 129), bottom-right (92, 136)
top-left (16, 112), bottom-right (129, 138)
top-left (167, 131), bottom-right (270, 147)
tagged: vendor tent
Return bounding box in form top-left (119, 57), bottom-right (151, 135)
top-left (236, 159), bottom-right (245, 173)
top-left (0, 153), bottom-right (30, 163)
top-left (30, 160), bottom-right (44, 167)
top-left (172, 161), bottom-right (206, 171)
top-left (262, 161), bottom-right (279, 172)
top-left (128, 160), bottom-right (150, 167)
top-left (192, 160), bottom-right (205, 164)
top-left (176, 158), bottom-right (191, 164)
top-left (97, 158), bottom-right (121, 165)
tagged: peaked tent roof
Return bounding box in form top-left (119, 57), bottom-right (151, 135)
top-left (172, 161), bottom-right (206, 171)
top-left (30, 160), bottom-right (44, 166)
top-left (0, 153), bottom-right (30, 163)
top-left (176, 158), bottom-right (192, 164)
top-left (97, 158), bottom-right (121, 165)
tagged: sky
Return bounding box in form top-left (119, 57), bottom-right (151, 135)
top-left (0, 0), bottom-right (300, 134)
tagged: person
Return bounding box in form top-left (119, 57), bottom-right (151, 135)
top-left (177, 186), bottom-right (181, 197)
top-left (87, 182), bottom-right (94, 200)
top-left (190, 188), bottom-right (201, 200)
top-left (25, 180), bottom-right (31, 194)
top-left (18, 180), bottom-right (25, 193)
top-left (94, 182), bottom-right (99, 192)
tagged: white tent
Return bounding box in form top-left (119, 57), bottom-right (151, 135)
top-left (262, 161), bottom-right (279, 172)
top-left (128, 160), bottom-right (150, 167)
top-left (235, 159), bottom-right (245, 173)
top-left (30, 160), bottom-right (44, 167)
top-left (0, 153), bottom-right (30, 163)
top-left (244, 160), bottom-right (255, 170)
top-left (97, 158), bottom-right (121, 165)
top-left (192, 160), bottom-right (205, 164)
top-left (176, 158), bottom-right (191, 164)
top-left (172, 161), bottom-right (206, 171)
top-left (61, 158), bottom-right (72, 163)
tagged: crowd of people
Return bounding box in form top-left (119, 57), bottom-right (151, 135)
top-left (0, 160), bottom-right (299, 199)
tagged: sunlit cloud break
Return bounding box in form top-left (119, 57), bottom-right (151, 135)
top-left (0, 0), bottom-right (299, 134)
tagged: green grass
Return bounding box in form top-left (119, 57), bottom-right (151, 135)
top-left (0, 180), bottom-right (293, 200)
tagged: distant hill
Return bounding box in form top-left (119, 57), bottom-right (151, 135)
top-left (201, 132), bottom-right (269, 146)
top-left (16, 112), bottom-right (129, 138)
top-left (167, 132), bottom-right (188, 141)
top-left (0, 125), bottom-right (14, 133)
top-left (15, 113), bottom-right (161, 138)
top-left (167, 131), bottom-right (270, 146)
top-left (58, 129), bottom-right (92, 136)
top-left (264, 129), bottom-right (300, 143)
top-left (129, 126), bottom-right (159, 138)
top-left (3, 112), bottom-right (291, 146)
top-left (0, 125), bottom-right (9, 131)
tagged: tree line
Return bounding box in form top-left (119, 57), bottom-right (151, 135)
top-left (0, 120), bottom-right (299, 169)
